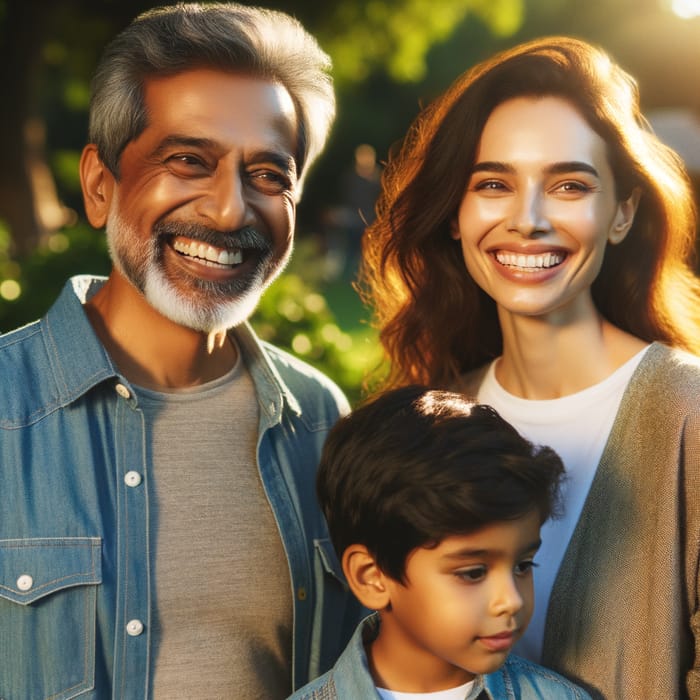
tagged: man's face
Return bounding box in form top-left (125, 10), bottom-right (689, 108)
top-left (103, 69), bottom-right (299, 332)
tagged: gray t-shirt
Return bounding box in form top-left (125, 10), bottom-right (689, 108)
top-left (135, 353), bottom-right (293, 698)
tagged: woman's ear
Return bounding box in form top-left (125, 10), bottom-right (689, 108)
top-left (449, 216), bottom-right (462, 241)
top-left (342, 544), bottom-right (392, 611)
top-left (79, 144), bottom-right (115, 229)
top-left (609, 187), bottom-right (641, 245)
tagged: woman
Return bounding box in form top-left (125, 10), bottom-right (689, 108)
top-left (361, 36), bottom-right (700, 699)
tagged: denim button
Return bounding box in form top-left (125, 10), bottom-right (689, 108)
top-left (16, 574), bottom-right (33, 592)
top-left (124, 471), bottom-right (142, 487)
top-left (115, 383), bottom-right (131, 399)
top-left (126, 619), bottom-right (144, 636)
top-left (297, 586), bottom-right (307, 601)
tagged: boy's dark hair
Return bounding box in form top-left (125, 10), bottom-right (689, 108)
top-left (317, 385), bottom-right (564, 583)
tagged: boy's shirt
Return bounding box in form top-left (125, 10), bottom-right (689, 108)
top-left (287, 613), bottom-right (593, 700)
top-left (378, 680), bottom-right (474, 699)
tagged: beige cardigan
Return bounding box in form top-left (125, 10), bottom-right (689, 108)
top-left (462, 343), bottom-right (700, 699)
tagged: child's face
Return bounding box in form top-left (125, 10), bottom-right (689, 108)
top-left (371, 510), bottom-right (541, 691)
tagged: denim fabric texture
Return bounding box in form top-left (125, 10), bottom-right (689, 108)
top-left (288, 614), bottom-right (593, 700)
top-left (0, 275), bottom-right (362, 700)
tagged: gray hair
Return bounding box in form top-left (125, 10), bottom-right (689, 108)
top-left (88, 2), bottom-right (335, 188)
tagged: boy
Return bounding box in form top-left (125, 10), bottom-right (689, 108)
top-left (288, 386), bottom-right (592, 699)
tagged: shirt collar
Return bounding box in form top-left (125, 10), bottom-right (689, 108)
top-left (42, 275), bottom-right (121, 404)
top-left (45, 275), bottom-right (301, 419)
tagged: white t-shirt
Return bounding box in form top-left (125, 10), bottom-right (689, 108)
top-left (475, 346), bottom-right (649, 662)
top-left (377, 680), bottom-right (474, 700)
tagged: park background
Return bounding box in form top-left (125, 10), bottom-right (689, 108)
top-left (1, 0), bottom-right (699, 404)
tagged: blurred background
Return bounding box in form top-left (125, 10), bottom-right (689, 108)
top-left (1, 0), bottom-right (699, 404)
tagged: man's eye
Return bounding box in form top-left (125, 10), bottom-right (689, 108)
top-left (165, 154), bottom-right (208, 175)
top-left (248, 169), bottom-right (293, 195)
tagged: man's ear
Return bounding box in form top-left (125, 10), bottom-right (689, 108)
top-left (79, 144), bottom-right (115, 229)
top-left (342, 544), bottom-right (391, 611)
top-left (608, 187), bottom-right (641, 245)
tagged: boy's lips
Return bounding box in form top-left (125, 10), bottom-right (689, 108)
top-left (478, 630), bottom-right (516, 652)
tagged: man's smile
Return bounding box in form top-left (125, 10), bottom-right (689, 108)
top-left (172, 236), bottom-right (244, 267)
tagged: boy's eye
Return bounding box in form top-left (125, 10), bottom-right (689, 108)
top-left (455, 566), bottom-right (487, 583)
top-left (515, 559), bottom-right (537, 576)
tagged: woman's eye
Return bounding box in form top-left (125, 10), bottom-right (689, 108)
top-left (473, 179), bottom-right (507, 192)
top-left (553, 180), bottom-right (593, 194)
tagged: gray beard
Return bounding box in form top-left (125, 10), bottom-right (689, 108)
top-left (105, 215), bottom-right (288, 333)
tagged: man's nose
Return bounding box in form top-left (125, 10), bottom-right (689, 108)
top-left (197, 168), bottom-right (253, 231)
top-left (506, 188), bottom-right (551, 237)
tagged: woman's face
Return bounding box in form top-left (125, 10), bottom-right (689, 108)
top-left (451, 96), bottom-right (638, 325)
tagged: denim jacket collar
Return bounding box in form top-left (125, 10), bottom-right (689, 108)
top-left (39, 275), bottom-right (299, 421)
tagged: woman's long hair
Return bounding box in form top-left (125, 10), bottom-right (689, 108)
top-left (360, 36), bottom-right (700, 388)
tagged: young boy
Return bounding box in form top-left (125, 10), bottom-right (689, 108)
top-left (288, 386), bottom-right (592, 699)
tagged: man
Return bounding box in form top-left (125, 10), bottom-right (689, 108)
top-left (0, 4), bottom-right (361, 698)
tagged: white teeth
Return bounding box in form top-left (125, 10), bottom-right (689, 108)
top-left (172, 238), bottom-right (243, 266)
top-left (495, 251), bottom-right (565, 269)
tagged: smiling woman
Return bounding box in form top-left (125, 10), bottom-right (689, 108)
top-left (360, 36), bottom-right (700, 700)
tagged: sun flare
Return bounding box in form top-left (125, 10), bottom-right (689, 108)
top-left (669, 0), bottom-right (700, 18)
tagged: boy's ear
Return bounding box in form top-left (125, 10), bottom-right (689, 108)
top-left (79, 144), bottom-right (115, 229)
top-left (342, 544), bottom-right (391, 611)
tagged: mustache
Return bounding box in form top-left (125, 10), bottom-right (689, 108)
top-left (154, 221), bottom-right (272, 254)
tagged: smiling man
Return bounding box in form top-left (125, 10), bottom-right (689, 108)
top-left (0, 4), bottom-right (361, 699)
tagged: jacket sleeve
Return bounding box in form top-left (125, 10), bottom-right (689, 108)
top-left (685, 404), bottom-right (700, 698)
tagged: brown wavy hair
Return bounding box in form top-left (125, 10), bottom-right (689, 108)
top-left (360, 36), bottom-right (700, 389)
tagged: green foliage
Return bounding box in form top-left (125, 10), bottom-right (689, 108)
top-left (317, 0), bottom-right (524, 83)
top-left (250, 239), bottom-right (386, 405)
top-left (0, 223), bottom-right (111, 330)
top-left (0, 227), bottom-right (383, 405)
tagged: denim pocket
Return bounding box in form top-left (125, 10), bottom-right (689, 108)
top-left (0, 537), bottom-right (102, 700)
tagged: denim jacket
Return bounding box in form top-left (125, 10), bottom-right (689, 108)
top-left (0, 275), bottom-right (362, 700)
top-left (288, 614), bottom-right (593, 700)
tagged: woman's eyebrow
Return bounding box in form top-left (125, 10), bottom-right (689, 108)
top-left (470, 160), bottom-right (599, 177)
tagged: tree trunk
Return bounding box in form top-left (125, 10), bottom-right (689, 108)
top-left (0, 0), bottom-right (54, 257)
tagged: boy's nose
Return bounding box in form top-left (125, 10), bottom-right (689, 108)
top-left (490, 575), bottom-right (525, 617)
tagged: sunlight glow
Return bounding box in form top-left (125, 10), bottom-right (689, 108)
top-left (669, 0), bottom-right (700, 18)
